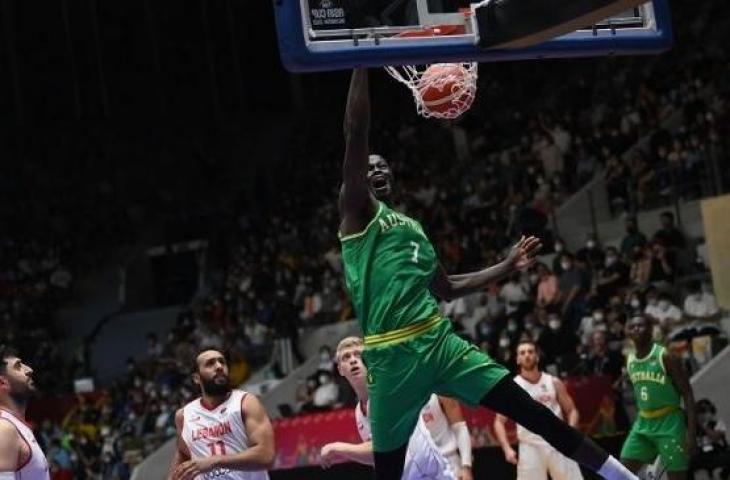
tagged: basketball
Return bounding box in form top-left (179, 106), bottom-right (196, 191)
top-left (417, 63), bottom-right (476, 117)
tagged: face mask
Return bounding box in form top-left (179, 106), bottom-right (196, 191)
top-left (318, 375), bottom-right (330, 385)
top-left (630, 298), bottom-right (641, 308)
top-left (507, 323), bottom-right (518, 333)
top-left (593, 312), bottom-right (604, 321)
top-left (648, 298), bottom-right (658, 306)
top-left (499, 338), bottom-right (510, 348)
top-left (605, 256), bottom-right (617, 266)
top-left (658, 300), bottom-right (669, 310)
top-left (320, 352), bottom-right (331, 361)
top-left (548, 320), bottom-right (561, 330)
top-left (524, 322), bottom-right (535, 330)
top-left (561, 262), bottom-right (571, 271)
top-left (586, 240), bottom-right (596, 249)
top-left (555, 244), bottom-right (563, 253)
top-left (529, 274), bottom-right (539, 284)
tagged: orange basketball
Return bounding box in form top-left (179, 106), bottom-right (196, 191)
top-left (417, 64), bottom-right (475, 117)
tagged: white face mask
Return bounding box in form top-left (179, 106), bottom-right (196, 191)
top-left (630, 298), bottom-right (641, 308)
top-left (658, 300), bottom-right (670, 311)
top-left (605, 256), bottom-right (617, 266)
top-left (555, 244), bottom-right (564, 253)
top-left (499, 338), bottom-right (510, 348)
top-left (586, 240), bottom-right (596, 249)
top-left (548, 319), bottom-right (561, 330)
top-left (593, 312), bottom-right (604, 321)
top-left (561, 262), bottom-right (571, 271)
top-left (648, 298), bottom-right (658, 306)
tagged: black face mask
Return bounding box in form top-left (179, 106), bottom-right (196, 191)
top-left (201, 376), bottom-right (232, 396)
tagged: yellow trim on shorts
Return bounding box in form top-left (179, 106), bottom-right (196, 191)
top-left (364, 315), bottom-right (443, 348)
top-left (639, 405), bottom-right (678, 419)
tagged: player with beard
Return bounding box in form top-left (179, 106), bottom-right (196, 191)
top-left (0, 344), bottom-right (50, 479)
top-left (169, 348), bottom-right (275, 480)
top-left (338, 68), bottom-right (639, 480)
top-left (494, 341), bottom-right (583, 480)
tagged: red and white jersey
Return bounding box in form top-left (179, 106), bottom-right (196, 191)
top-left (355, 400), bottom-right (456, 479)
top-left (420, 394), bottom-right (459, 470)
top-left (514, 373), bottom-right (563, 445)
top-left (182, 390), bottom-right (269, 480)
top-left (0, 409), bottom-right (50, 480)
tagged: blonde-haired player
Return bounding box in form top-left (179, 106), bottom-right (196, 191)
top-left (494, 341), bottom-right (584, 480)
top-left (320, 337), bottom-right (459, 479)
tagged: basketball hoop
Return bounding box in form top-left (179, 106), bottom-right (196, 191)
top-left (384, 25), bottom-right (478, 119)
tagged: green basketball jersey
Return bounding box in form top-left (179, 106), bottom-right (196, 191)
top-left (627, 343), bottom-right (681, 412)
top-left (340, 202), bottom-right (440, 336)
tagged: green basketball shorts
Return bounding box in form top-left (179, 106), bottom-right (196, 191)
top-left (362, 317), bottom-right (509, 452)
top-left (620, 408), bottom-right (689, 472)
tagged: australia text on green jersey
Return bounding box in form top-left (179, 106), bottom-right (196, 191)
top-left (340, 202), bottom-right (441, 337)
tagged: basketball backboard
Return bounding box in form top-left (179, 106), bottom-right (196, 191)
top-left (273, 0), bottom-right (672, 72)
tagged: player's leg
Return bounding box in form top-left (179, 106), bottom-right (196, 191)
top-left (364, 345), bottom-right (433, 480)
top-left (480, 376), bottom-right (642, 479)
top-left (545, 445), bottom-right (585, 480)
top-left (374, 443), bottom-right (409, 480)
top-left (517, 442), bottom-right (549, 480)
top-left (655, 412), bottom-right (690, 480)
top-left (431, 331), bottom-right (635, 477)
top-left (619, 419), bottom-right (657, 473)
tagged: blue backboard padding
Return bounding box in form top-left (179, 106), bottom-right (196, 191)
top-left (274, 0), bottom-right (672, 72)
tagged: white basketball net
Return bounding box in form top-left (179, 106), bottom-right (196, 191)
top-left (384, 62), bottom-right (478, 120)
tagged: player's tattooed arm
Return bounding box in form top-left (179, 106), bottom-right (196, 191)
top-left (340, 68), bottom-right (376, 235)
top-left (664, 351), bottom-right (697, 457)
top-left (430, 236), bottom-right (541, 300)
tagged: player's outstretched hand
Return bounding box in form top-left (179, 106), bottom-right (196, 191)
top-left (320, 442), bottom-right (346, 469)
top-left (174, 457), bottom-right (216, 480)
top-left (506, 235), bottom-right (541, 271)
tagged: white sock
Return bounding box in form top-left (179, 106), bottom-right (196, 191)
top-left (597, 455), bottom-right (638, 480)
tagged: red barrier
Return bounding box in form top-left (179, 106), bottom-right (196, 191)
top-left (272, 375), bottom-right (618, 470)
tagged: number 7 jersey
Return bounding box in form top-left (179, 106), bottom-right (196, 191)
top-left (340, 201), bottom-right (440, 336)
top-left (182, 389), bottom-right (270, 480)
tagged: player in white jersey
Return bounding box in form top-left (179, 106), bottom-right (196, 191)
top-left (494, 340), bottom-right (583, 480)
top-left (0, 344), bottom-right (50, 480)
top-left (420, 394), bottom-right (474, 480)
top-left (320, 337), bottom-right (456, 479)
top-left (169, 348), bottom-right (275, 480)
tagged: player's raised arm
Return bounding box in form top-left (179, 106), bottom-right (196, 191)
top-left (430, 236), bottom-right (541, 301)
top-left (339, 68), bottom-right (377, 235)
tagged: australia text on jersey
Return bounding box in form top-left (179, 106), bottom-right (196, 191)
top-left (378, 211), bottom-right (426, 237)
top-left (630, 370), bottom-right (666, 385)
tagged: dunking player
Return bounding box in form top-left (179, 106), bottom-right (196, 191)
top-left (320, 337), bottom-right (456, 479)
top-left (168, 348), bottom-right (275, 480)
top-left (338, 68), bottom-right (638, 480)
top-left (621, 315), bottom-right (696, 480)
top-left (494, 341), bottom-right (584, 479)
top-left (0, 345), bottom-right (50, 480)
